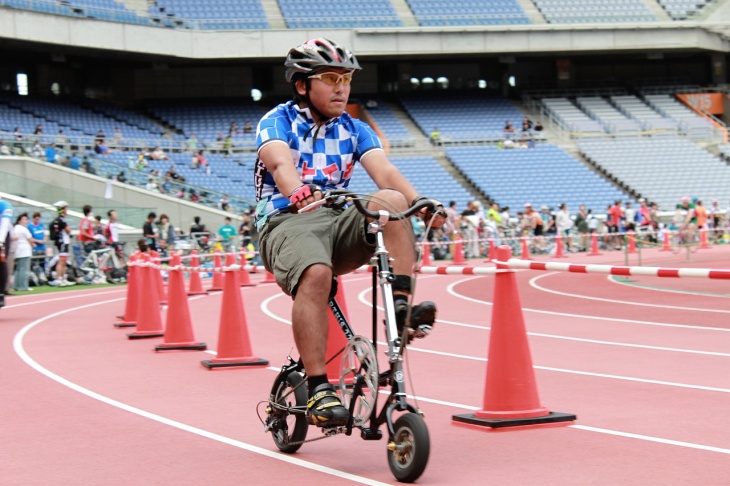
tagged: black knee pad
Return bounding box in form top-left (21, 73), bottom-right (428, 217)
top-left (392, 274), bottom-right (413, 294)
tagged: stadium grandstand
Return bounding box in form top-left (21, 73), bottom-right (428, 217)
top-left (2, 0), bottom-right (730, 237)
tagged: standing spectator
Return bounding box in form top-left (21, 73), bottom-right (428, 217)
top-left (695, 200), bottom-right (708, 231)
top-left (429, 127), bottom-right (441, 146)
top-left (106, 210), bottom-right (121, 248)
top-left (710, 199), bottom-right (723, 242)
top-left (49, 201), bottom-right (74, 286)
top-left (624, 201), bottom-right (637, 231)
top-left (186, 133), bottom-right (199, 153)
top-left (12, 213), bottom-right (40, 291)
top-left (217, 216), bottom-right (237, 251)
top-left (78, 205), bottom-right (97, 253)
top-left (28, 212), bottom-right (46, 256)
top-left (607, 200), bottom-right (623, 249)
top-left (223, 134), bottom-right (233, 156)
top-left (460, 201), bottom-right (481, 258)
top-left (0, 196), bottom-right (14, 303)
top-left (525, 203), bottom-right (544, 252)
top-left (93, 215), bottom-right (105, 241)
top-left (157, 214), bottom-right (176, 253)
top-left (143, 212), bottom-right (158, 251)
top-left (573, 205), bottom-right (590, 251)
top-left (68, 152), bottom-right (80, 170)
top-left (45, 143), bottom-right (57, 163)
top-left (239, 209), bottom-right (261, 265)
top-left (112, 127), bottom-right (124, 146)
top-left (190, 216), bottom-right (208, 249)
top-left (555, 203), bottom-right (574, 252)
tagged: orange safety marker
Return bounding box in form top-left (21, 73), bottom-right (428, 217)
top-left (521, 236), bottom-right (531, 260)
top-left (699, 229), bottom-right (712, 250)
top-left (187, 250), bottom-right (207, 296)
top-left (453, 246), bottom-right (576, 429)
top-left (201, 254), bottom-right (268, 369)
top-left (209, 250), bottom-right (224, 291)
top-left (627, 230), bottom-right (637, 254)
top-left (239, 250), bottom-right (256, 287)
top-left (420, 241), bottom-right (431, 268)
top-left (485, 237), bottom-right (496, 263)
top-left (552, 234), bottom-right (567, 258)
top-left (150, 250), bottom-right (167, 305)
top-left (127, 254), bottom-right (164, 340)
top-left (263, 270), bottom-right (277, 284)
top-left (587, 232), bottom-right (603, 256)
top-left (451, 238), bottom-right (466, 265)
top-left (115, 252), bottom-right (139, 328)
top-left (156, 254), bottom-right (206, 351)
top-left (659, 230), bottom-right (672, 252)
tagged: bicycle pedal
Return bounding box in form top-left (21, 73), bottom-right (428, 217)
top-left (321, 426), bottom-right (346, 437)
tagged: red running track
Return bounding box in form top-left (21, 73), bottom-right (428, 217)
top-left (2, 246), bottom-right (730, 485)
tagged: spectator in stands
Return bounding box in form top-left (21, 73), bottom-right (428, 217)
top-left (223, 134), bottom-right (233, 156)
top-left (527, 138), bottom-right (536, 149)
top-left (161, 174), bottom-right (172, 193)
top-left (113, 127), bottom-right (124, 146)
top-left (82, 160), bottom-right (96, 175)
top-left (45, 143), bottom-right (57, 163)
top-left (190, 150), bottom-right (207, 169)
top-left (0, 141), bottom-right (11, 156)
top-left (607, 200), bottom-right (623, 250)
top-left (429, 127), bottom-right (441, 146)
top-left (166, 165), bottom-right (185, 182)
top-left (116, 171), bottom-right (127, 183)
top-left (219, 194), bottom-right (230, 212)
top-left (216, 132), bottom-right (224, 152)
top-left (34, 124), bottom-right (43, 136)
top-left (186, 133), bottom-right (199, 153)
top-left (150, 146), bottom-right (169, 161)
top-left (229, 121), bottom-right (238, 135)
top-left (503, 138), bottom-right (515, 149)
top-left (56, 130), bottom-right (67, 150)
top-left (503, 120), bottom-right (515, 137)
top-left (145, 177), bottom-right (160, 193)
top-left (143, 212), bottom-right (158, 251)
top-left (12, 213), bottom-right (40, 292)
top-left (521, 116), bottom-right (533, 133)
top-left (28, 212), bottom-right (46, 257)
top-left (13, 127), bottom-right (23, 144)
top-left (94, 139), bottom-right (111, 155)
top-left (574, 204), bottom-right (590, 251)
top-left (157, 214), bottom-right (175, 253)
top-left (534, 121), bottom-right (543, 132)
top-left (189, 188), bottom-right (200, 203)
top-left (243, 121), bottom-right (253, 134)
top-left (68, 152), bottom-right (80, 170)
top-left (96, 130), bottom-right (106, 143)
top-left (30, 142), bottom-right (43, 158)
top-left (555, 203), bottom-right (573, 252)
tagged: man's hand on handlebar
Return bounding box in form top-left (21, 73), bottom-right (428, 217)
top-left (288, 184), bottom-right (324, 213)
top-left (412, 195), bottom-right (446, 228)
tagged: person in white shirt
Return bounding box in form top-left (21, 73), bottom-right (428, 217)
top-left (555, 203), bottom-right (574, 252)
top-left (12, 213), bottom-right (41, 291)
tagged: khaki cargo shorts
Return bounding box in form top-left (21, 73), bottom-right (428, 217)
top-left (259, 206), bottom-right (375, 297)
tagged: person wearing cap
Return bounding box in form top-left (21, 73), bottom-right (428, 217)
top-left (254, 38), bottom-right (444, 428)
top-left (49, 201), bottom-right (75, 286)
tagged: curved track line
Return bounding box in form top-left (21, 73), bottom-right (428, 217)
top-left (4, 288), bottom-right (127, 309)
top-left (608, 275), bottom-right (730, 298)
top-left (12, 298), bottom-right (391, 486)
top-left (446, 276), bottom-right (730, 333)
top-left (528, 273), bottom-right (730, 314)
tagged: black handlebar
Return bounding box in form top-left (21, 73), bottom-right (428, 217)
top-left (317, 190), bottom-right (444, 221)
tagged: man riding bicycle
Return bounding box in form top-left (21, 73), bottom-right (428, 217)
top-left (254, 38), bottom-right (444, 429)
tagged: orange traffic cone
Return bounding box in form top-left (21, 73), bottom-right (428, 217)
top-left (587, 232), bottom-right (602, 256)
top-left (485, 237), bottom-right (496, 263)
top-left (127, 254), bottom-right (164, 339)
top-left (150, 250), bottom-right (167, 305)
top-left (115, 253), bottom-right (139, 328)
top-left (156, 254), bottom-right (206, 351)
top-left (660, 230), bottom-right (672, 252)
top-left (420, 241), bottom-right (431, 268)
top-left (201, 254), bottom-right (268, 369)
top-left (453, 246), bottom-right (576, 429)
top-left (209, 250), bottom-right (224, 291)
top-left (627, 230), bottom-right (637, 254)
top-left (239, 250), bottom-right (256, 287)
top-left (263, 270), bottom-right (277, 284)
top-left (326, 276), bottom-right (353, 384)
top-left (699, 229), bottom-right (712, 250)
top-left (451, 238), bottom-right (466, 265)
top-left (520, 236), bottom-right (531, 259)
top-left (187, 250), bottom-right (207, 296)
top-left (552, 234), bottom-right (566, 258)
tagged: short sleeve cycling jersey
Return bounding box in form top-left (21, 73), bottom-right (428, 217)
top-left (253, 101), bottom-right (383, 227)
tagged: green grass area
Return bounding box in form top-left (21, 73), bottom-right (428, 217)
top-left (8, 283), bottom-right (126, 295)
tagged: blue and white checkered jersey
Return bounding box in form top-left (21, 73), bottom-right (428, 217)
top-left (254, 101), bottom-right (383, 225)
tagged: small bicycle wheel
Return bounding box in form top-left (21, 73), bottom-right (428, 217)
top-left (269, 371), bottom-right (308, 453)
top-left (338, 335), bottom-right (379, 427)
top-left (387, 413), bottom-right (430, 483)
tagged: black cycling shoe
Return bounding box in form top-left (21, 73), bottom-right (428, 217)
top-left (306, 383), bottom-right (350, 427)
top-left (395, 300), bottom-right (437, 339)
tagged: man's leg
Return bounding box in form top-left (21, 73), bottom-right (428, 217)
top-left (292, 263), bottom-right (332, 378)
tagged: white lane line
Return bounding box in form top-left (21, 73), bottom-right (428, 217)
top-left (609, 274), bottom-right (730, 298)
top-left (446, 276), bottom-right (730, 333)
top-left (12, 299), bottom-right (392, 486)
top-left (529, 273), bottom-right (730, 314)
top-left (4, 288), bottom-right (127, 308)
top-left (569, 425), bottom-right (730, 455)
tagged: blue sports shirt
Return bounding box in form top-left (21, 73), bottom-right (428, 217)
top-left (254, 101), bottom-right (383, 227)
